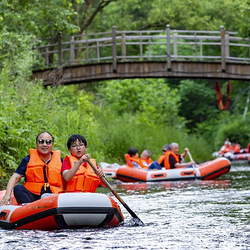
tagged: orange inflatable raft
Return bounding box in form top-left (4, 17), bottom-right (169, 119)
top-left (0, 192), bottom-right (124, 230)
top-left (116, 157), bottom-right (231, 182)
top-left (223, 152), bottom-right (250, 161)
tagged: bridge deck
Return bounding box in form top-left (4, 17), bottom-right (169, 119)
top-left (32, 61), bottom-right (250, 86)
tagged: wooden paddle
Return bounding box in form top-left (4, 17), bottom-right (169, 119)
top-left (86, 158), bottom-right (144, 225)
top-left (187, 151), bottom-right (197, 179)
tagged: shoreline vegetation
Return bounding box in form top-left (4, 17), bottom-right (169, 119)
top-left (1, 0), bottom-right (250, 188)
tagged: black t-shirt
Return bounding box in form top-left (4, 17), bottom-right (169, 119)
top-left (169, 154), bottom-right (182, 169)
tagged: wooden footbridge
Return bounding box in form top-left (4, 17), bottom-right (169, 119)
top-left (32, 25), bottom-right (250, 86)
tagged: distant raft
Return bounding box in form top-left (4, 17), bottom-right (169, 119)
top-left (222, 152), bottom-right (250, 162)
top-left (116, 157), bottom-right (231, 182)
top-left (0, 192), bottom-right (124, 230)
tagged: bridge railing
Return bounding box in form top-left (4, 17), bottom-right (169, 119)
top-left (34, 25), bottom-right (250, 71)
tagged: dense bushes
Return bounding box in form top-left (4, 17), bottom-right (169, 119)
top-left (1, 29), bottom-right (250, 189)
top-left (197, 112), bottom-right (250, 149)
top-left (0, 36), bottom-right (213, 188)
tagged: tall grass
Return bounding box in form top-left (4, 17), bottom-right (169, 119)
top-left (94, 110), bottom-right (212, 164)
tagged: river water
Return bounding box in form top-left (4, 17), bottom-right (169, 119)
top-left (0, 162), bottom-right (249, 250)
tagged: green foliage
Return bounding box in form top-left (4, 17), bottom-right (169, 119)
top-left (237, 0), bottom-right (250, 37)
top-left (93, 110), bottom-right (211, 164)
top-left (198, 112), bottom-right (250, 149)
top-left (90, 0), bottom-right (249, 32)
top-left (178, 80), bottom-right (220, 130)
top-left (97, 78), bottom-right (185, 127)
top-left (1, 0), bottom-right (250, 189)
top-left (0, 0), bottom-right (79, 37)
top-left (0, 30), bottom-right (102, 187)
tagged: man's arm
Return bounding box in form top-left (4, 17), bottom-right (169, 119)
top-left (0, 173), bottom-right (22, 205)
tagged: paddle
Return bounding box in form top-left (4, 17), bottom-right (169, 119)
top-left (86, 158), bottom-right (144, 226)
top-left (187, 151), bottom-right (197, 179)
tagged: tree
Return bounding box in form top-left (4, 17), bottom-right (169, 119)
top-left (0, 0), bottom-right (78, 37)
top-left (178, 80), bottom-right (220, 130)
top-left (237, 0), bottom-right (250, 37)
top-left (89, 0), bottom-right (249, 32)
top-left (96, 78), bottom-right (184, 127)
top-left (71, 0), bottom-right (117, 34)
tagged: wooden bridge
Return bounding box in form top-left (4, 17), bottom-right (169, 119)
top-left (32, 25), bottom-right (250, 86)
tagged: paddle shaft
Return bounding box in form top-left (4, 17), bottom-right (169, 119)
top-left (187, 151), bottom-right (197, 178)
top-left (187, 151), bottom-right (194, 162)
top-left (86, 159), bottom-right (144, 224)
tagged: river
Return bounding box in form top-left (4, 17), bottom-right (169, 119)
top-left (0, 162), bottom-right (249, 250)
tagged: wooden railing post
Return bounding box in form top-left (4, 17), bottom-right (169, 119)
top-left (86, 35), bottom-right (89, 62)
top-left (140, 31), bottom-right (143, 59)
top-left (225, 33), bottom-right (230, 59)
top-left (220, 26), bottom-right (226, 72)
top-left (45, 47), bottom-right (49, 67)
top-left (148, 38), bottom-right (152, 60)
top-left (121, 32), bottom-right (126, 61)
top-left (173, 31), bottom-right (178, 59)
top-left (166, 24), bottom-right (171, 71)
top-left (112, 26), bottom-right (117, 73)
top-left (70, 36), bottom-right (75, 65)
top-left (58, 31), bottom-right (62, 67)
top-left (97, 40), bottom-right (100, 62)
top-left (194, 31), bottom-right (197, 57)
top-left (200, 39), bottom-right (203, 61)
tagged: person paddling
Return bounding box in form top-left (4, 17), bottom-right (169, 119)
top-left (61, 134), bottom-right (104, 193)
top-left (164, 142), bottom-right (195, 169)
top-left (0, 131), bottom-right (63, 205)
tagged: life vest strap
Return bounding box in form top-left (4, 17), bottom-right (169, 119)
top-left (44, 183), bottom-right (50, 191)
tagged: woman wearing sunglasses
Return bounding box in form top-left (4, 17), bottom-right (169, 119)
top-left (0, 131), bottom-right (63, 205)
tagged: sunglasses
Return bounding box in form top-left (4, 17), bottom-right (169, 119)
top-left (162, 150), bottom-right (167, 152)
top-left (37, 139), bottom-right (53, 145)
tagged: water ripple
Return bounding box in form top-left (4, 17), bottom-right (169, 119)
top-left (0, 164), bottom-right (250, 250)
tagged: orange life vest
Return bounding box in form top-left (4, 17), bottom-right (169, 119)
top-left (130, 157), bottom-right (144, 168)
top-left (233, 144), bottom-right (241, 153)
top-left (125, 154), bottom-right (143, 168)
top-left (218, 145), bottom-right (231, 156)
top-left (141, 158), bottom-right (153, 169)
top-left (24, 149), bottom-right (63, 195)
top-left (65, 155), bottom-right (100, 193)
top-left (158, 151), bottom-right (172, 169)
top-left (158, 154), bottom-right (167, 168)
top-left (246, 143), bottom-right (250, 153)
top-left (160, 151), bottom-right (180, 169)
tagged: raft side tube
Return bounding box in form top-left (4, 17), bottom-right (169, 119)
top-left (0, 193), bottom-right (124, 230)
top-left (116, 157), bottom-right (230, 183)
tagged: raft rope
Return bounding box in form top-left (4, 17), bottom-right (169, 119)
top-left (214, 81), bottom-right (232, 110)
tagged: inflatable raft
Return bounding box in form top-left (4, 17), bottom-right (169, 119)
top-left (222, 152), bottom-right (250, 162)
top-left (116, 157), bottom-right (231, 182)
top-left (100, 162), bottom-right (123, 179)
top-left (0, 192), bottom-right (124, 230)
